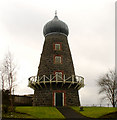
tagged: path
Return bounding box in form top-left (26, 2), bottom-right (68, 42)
top-left (57, 107), bottom-right (88, 119)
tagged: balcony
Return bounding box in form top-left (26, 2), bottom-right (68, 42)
top-left (28, 74), bottom-right (84, 90)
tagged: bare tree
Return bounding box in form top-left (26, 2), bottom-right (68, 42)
top-left (0, 51), bottom-right (17, 110)
top-left (97, 70), bottom-right (117, 107)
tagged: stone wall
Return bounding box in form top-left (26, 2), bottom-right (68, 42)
top-left (33, 86), bottom-right (80, 106)
top-left (33, 89), bottom-right (52, 106)
top-left (66, 89), bottom-right (80, 106)
top-left (37, 33), bottom-right (75, 78)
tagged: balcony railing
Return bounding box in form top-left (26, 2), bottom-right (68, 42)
top-left (28, 74), bottom-right (84, 90)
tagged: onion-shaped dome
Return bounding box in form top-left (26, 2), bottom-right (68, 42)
top-left (43, 15), bottom-right (69, 36)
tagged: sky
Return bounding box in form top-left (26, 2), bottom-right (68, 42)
top-left (0, 0), bottom-right (115, 106)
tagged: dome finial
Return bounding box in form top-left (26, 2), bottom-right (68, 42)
top-left (55, 10), bottom-right (57, 16)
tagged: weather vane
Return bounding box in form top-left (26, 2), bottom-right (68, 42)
top-left (55, 10), bottom-right (57, 16)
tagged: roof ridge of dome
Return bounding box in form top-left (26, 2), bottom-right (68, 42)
top-left (43, 13), bottom-right (69, 36)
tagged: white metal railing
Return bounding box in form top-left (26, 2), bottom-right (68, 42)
top-left (28, 74), bottom-right (84, 90)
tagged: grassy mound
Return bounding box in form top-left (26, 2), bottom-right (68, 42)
top-left (71, 106), bottom-right (117, 118)
top-left (15, 106), bottom-right (65, 119)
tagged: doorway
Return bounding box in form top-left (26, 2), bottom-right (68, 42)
top-left (56, 92), bottom-right (63, 106)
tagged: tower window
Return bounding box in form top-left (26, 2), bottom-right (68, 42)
top-left (54, 55), bottom-right (62, 64)
top-left (55, 71), bottom-right (63, 81)
top-left (54, 43), bottom-right (61, 50)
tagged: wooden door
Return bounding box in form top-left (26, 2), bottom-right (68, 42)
top-left (56, 93), bottom-right (63, 106)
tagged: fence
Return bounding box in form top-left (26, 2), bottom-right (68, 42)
top-left (81, 104), bottom-right (113, 107)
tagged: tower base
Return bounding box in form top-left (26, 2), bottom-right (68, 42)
top-left (33, 87), bottom-right (80, 106)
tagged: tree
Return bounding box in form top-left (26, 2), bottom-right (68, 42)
top-left (0, 51), bottom-right (17, 111)
top-left (97, 70), bottom-right (117, 107)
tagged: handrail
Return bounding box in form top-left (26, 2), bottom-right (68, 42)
top-left (28, 74), bottom-right (84, 90)
top-left (29, 74), bottom-right (84, 82)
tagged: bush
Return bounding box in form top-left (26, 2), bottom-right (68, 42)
top-left (2, 89), bottom-right (16, 113)
top-left (2, 105), bottom-right (9, 113)
top-left (2, 89), bottom-right (10, 113)
top-left (9, 106), bottom-right (16, 112)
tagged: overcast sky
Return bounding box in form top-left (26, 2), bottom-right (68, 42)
top-left (0, 0), bottom-right (115, 106)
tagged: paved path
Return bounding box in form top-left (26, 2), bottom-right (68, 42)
top-left (57, 107), bottom-right (88, 119)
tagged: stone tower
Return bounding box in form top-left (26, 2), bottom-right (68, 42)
top-left (28, 13), bottom-right (84, 106)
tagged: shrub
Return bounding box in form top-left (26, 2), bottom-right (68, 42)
top-left (2, 89), bottom-right (10, 113)
top-left (2, 105), bottom-right (9, 113)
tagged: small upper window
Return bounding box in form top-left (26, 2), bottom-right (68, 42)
top-left (54, 43), bottom-right (61, 50)
top-left (54, 56), bottom-right (62, 64)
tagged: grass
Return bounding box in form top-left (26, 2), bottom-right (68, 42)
top-left (3, 106), bottom-right (117, 119)
top-left (71, 106), bottom-right (117, 118)
top-left (2, 111), bottom-right (33, 118)
top-left (15, 106), bottom-right (65, 119)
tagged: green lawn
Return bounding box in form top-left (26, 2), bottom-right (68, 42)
top-left (15, 106), bottom-right (65, 119)
top-left (2, 111), bottom-right (33, 118)
top-left (71, 106), bottom-right (117, 118)
top-left (3, 106), bottom-right (117, 119)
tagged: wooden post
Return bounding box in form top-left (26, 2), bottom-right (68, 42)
top-left (50, 74), bottom-right (52, 84)
top-left (64, 75), bottom-right (65, 84)
top-left (44, 75), bottom-right (47, 88)
top-left (56, 74), bottom-right (58, 84)
top-left (72, 75), bottom-right (74, 83)
top-left (34, 76), bottom-right (35, 82)
top-left (43, 75), bottom-right (45, 84)
top-left (37, 76), bottom-right (39, 81)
